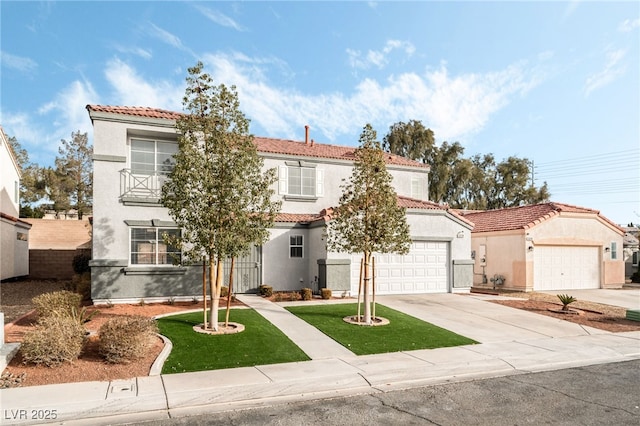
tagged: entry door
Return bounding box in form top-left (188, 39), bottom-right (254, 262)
top-left (223, 245), bottom-right (262, 293)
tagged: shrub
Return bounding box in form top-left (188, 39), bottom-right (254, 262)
top-left (321, 288), bottom-right (332, 300)
top-left (70, 272), bottom-right (92, 301)
top-left (32, 290), bottom-right (82, 319)
top-left (21, 316), bottom-right (86, 367)
top-left (259, 285), bottom-right (273, 297)
top-left (557, 294), bottom-right (577, 311)
top-left (300, 288), bottom-right (312, 301)
top-left (98, 316), bottom-right (158, 364)
top-left (273, 292), bottom-right (283, 302)
top-left (287, 292), bottom-right (300, 302)
top-left (220, 286), bottom-right (229, 298)
top-left (72, 253), bottom-right (91, 274)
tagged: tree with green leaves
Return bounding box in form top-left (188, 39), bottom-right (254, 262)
top-left (327, 124), bottom-right (411, 325)
top-left (161, 62), bottom-right (280, 332)
top-left (7, 135), bottom-right (46, 217)
top-left (383, 120), bottom-right (550, 209)
top-left (53, 131), bottom-right (93, 219)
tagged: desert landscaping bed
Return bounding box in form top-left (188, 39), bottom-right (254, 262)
top-left (2, 281), bottom-right (639, 389)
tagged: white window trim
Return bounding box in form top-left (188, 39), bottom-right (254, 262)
top-left (279, 162), bottom-right (324, 198)
top-left (289, 234), bottom-right (304, 258)
top-left (130, 137), bottom-right (177, 175)
top-left (610, 242), bottom-right (618, 260)
top-left (129, 226), bottom-right (181, 266)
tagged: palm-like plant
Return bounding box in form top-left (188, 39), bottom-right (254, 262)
top-left (557, 294), bottom-right (577, 311)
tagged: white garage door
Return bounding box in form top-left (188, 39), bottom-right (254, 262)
top-left (534, 246), bottom-right (600, 291)
top-left (350, 241), bottom-right (449, 295)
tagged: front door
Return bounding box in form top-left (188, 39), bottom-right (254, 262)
top-left (223, 245), bottom-right (262, 293)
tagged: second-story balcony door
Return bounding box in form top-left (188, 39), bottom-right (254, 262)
top-left (122, 138), bottom-right (177, 201)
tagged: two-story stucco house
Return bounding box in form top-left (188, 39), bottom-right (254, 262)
top-left (0, 126), bottom-right (31, 281)
top-left (87, 105), bottom-right (474, 304)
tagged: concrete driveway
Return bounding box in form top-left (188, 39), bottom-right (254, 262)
top-left (539, 288), bottom-right (640, 310)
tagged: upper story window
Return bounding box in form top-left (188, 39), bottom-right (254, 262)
top-left (279, 162), bottom-right (324, 199)
top-left (131, 139), bottom-right (177, 175)
top-left (411, 177), bottom-right (427, 200)
top-left (610, 242), bottom-right (617, 260)
top-left (130, 227), bottom-right (181, 265)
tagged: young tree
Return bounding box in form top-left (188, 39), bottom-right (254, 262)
top-left (161, 62), bottom-right (280, 332)
top-left (327, 124), bottom-right (411, 325)
top-left (54, 131), bottom-right (93, 219)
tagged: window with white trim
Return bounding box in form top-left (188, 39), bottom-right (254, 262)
top-left (130, 227), bottom-right (181, 265)
top-left (290, 235), bottom-right (303, 258)
top-left (610, 242), bottom-right (617, 260)
top-left (131, 139), bottom-right (178, 175)
top-left (279, 163), bottom-right (324, 198)
top-left (411, 177), bottom-right (427, 200)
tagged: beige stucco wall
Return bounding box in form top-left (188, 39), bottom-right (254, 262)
top-left (471, 213), bottom-right (625, 291)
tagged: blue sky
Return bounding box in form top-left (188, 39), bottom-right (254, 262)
top-left (1, 1), bottom-right (638, 225)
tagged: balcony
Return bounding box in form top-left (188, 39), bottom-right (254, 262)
top-left (120, 169), bottom-right (168, 205)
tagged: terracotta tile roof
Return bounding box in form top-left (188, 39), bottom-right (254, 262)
top-left (86, 105), bottom-right (427, 169)
top-left (0, 212), bottom-right (32, 227)
top-left (23, 219), bottom-right (92, 250)
top-left (87, 105), bottom-right (182, 120)
top-left (398, 196), bottom-right (474, 227)
top-left (461, 202), bottom-right (622, 233)
top-left (275, 213), bottom-right (328, 223)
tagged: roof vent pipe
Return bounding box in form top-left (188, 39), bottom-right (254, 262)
top-left (305, 125), bottom-right (309, 144)
top-left (311, 139), bottom-right (315, 147)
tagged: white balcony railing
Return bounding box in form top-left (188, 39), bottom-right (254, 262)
top-left (120, 169), bottom-right (169, 202)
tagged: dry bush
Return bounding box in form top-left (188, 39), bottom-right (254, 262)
top-left (98, 316), bottom-right (158, 364)
top-left (32, 290), bottom-right (82, 319)
top-left (321, 288), bottom-right (332, 300)
top-left (300, 288), bottom-right (312, 301)
top-left (21, 316), bottom-right (86, 367)
top-left (259, 285), bottom-right (273, 297)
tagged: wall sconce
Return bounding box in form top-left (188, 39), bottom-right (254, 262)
top-left (528, 246), bottom-right (534, 252)
top-left (456, 231), bottom-right (464, 238)
top-left (604, 247), bottom-right (610, 253)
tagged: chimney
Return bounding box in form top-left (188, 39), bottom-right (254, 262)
top-left (305, 125), bottom-right (310, 145)
top-left (311, 139), bottom-right (315, 147)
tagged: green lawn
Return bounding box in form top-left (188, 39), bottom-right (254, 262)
top-left (157, 309), bottom-right (309, 374)
top-left (285, 303), bottom-right (477, 355)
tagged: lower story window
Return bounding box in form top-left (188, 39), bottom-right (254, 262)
top-left (131, 227), bottom-right (181, 265)
top-left (290, 235), bottom-right (303, 258)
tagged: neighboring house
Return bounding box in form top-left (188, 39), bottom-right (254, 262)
top-left (23, 219), bottom-right (92, 280)
top-left (461, 202), bottom-right (625, 291)
top-left (622, 227), bottom-right (639, 280)
top-left (0, 126), bottom-right (31, 281)
top-left (87, 105), bottom-right (474, 304)
top-left (42, 207), bottom-right (93, 220)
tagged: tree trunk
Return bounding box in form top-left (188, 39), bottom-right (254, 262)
top-left (363, 251), bottom-right (372, 325)
top-left (202, 259), bottom-right (208, 330)
top-left (209, 259), bottom-right (224, 332)
top-left (357, 258), bottom-right (364, 323)
top-left (225, 257), bottom-right (235, 326)
top-left (208, 257), bottom-right (216, 331)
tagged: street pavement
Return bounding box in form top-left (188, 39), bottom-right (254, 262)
top-left (137, 359), bottom-right (640, 426)
top-left (0, 289), bottom-right (638, 425)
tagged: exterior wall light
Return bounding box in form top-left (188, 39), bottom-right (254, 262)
top-left (456, 231), bottom-right (464, 238)
top-left (527, 246), bottom-right (534, 252)
top-left (604, 247), bottom-right (610, 253)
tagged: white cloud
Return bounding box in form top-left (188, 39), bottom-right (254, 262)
top-left (618, 18), bottom-right (640, 32)
top-left (584, 48), bottom-right (627, 97)
top-left (1, 78), bottom-right (99, 166)
top-left (112, 44), bottom-right (152, 60)
top-left (104, 58), bottom-right (183, 110)
top-left (147, 23), bottom-right (187, 51)
top-left (1, 51), bottom-right (38, 72)
top-left (201, 52), bottom-right (541, 143)
top-left (194, 5), bottom-right (246, 31)
top-left (347, 40), bottom-right (415, 70)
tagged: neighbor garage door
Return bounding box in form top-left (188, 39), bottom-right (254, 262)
top-left (533, 246), bottom-right (600, 291)
top-left (351, 241), bottom-right (449, 295)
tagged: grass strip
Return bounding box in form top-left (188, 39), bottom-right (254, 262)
top-left (286, 303), bottom-right (477, 355)
top-left (157, 309), bottom-right (310, 374)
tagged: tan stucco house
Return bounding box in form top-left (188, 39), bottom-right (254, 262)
top-left (461, 202), bottom-right (625, 292)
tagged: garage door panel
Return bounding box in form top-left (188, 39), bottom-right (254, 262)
top-left (350, 241), bottom-right (449, 294)
top-left (534, 246), bottom-right (600, 290)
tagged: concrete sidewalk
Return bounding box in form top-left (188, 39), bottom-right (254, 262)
top-left (1, 293), bottom-right (639, 425)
